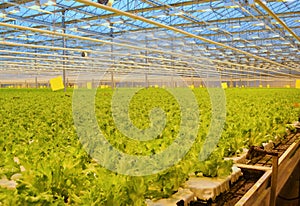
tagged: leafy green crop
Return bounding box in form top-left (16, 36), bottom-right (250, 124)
top-left (1, 88), bottom-right (299, 205)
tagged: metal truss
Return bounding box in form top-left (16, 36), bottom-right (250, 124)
top-left (0, 0), bottom-right (299, 82)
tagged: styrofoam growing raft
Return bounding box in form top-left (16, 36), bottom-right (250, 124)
top-left (191, 131), bottom-right (300, 206)
top-left (234, 132), bottom-right (300, 206)
top-left (146, 166), bottom-right (242, 206)
top-left (184, 166), bottom-right (242, 201)
top-left (146, 188), bottom-right (194, 206)
top-left (147, 131), bottom-right (299, 206)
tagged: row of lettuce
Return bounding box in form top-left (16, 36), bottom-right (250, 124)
top-left (1, 88), bottom-right (299, 205)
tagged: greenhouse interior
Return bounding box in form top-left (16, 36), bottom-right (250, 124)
top-left (0, 0), bottom-right (300, 206)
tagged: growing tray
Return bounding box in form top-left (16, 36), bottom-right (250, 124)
top-left (234, 132), bottom-right (300, 206)
top-left (146, 166), bottom-right (242, 206)
top-left (149, 131), bottom-right (299, 206)
top-left (190, 168), bottom-right (265, 206)
top-left (190, 131), bottom-right (299, 205)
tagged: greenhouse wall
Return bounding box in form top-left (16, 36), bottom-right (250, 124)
top-left (0, 79), bottom-right (298, 89)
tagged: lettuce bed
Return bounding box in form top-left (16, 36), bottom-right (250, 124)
top-left (1, 88), bottom-right (299, 205)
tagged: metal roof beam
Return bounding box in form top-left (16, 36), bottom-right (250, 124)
top-left (105, 11), bottom-right (300, 35)
top-left (237, 1), bottom-right (299, 50)
top-left (7, 13), bottom-right (53, 26)
top-left (57, 0), bottom-right (212, 25)
top-left (255, 0), bottom-right (300, 45)
top-left (73, 0), bottom-right (299, 72)
top-left (0, 0), bottom-right (32, 9)
top-left (1, 37), bottom-right (297, 76)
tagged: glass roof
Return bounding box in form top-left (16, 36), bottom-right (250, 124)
top-left (0, 0), bottom-right (299, 82)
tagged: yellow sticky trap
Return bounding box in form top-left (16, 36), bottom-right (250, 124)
top-left (87, 82), bottom-right (92, 89)
top-left (154, 85), bottom-right (159, 88)
top-left (295, 80), bottom-right (300, 88)
top-left (267, 84), bottom-right (270, 88)
top-left (189, 85), bottom-right (195, 89)
top-left (50, 76), bottom-right (64, 91)
top-left (100, 85), bottom-right (105, 89)
top-left (74, 85), bottom-right (78, 89)
top-left (221, 82), bottom-right (228, 89)
top-left (259, 85), bottom-right (263, 88)
top-left (285, 85), bottom-right (291, 88)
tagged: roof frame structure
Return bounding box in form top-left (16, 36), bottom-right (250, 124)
top-left (0, 0), bottom-right (299, 83)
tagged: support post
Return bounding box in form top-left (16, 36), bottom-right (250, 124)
top-left (247, 72), bottom-right (250, 87)
top-left (145, 72), bottom-right (148, 88)
top-left (191, 73), bottom-right (194, 87)
top-left (145, 35), bottom-right (149, 89)
top-left (260, 72), bottom-right (262, 87)
top-left (110, 24), bottom-right (114, 89)
top-left (270, 153), bottom-right (279, 206)
top-left (171, 72), bottom-right (174, 88)
top-left (62, 10), bottom-right (67, 92)
top-left (111, 71), bottom-right (114, 89)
